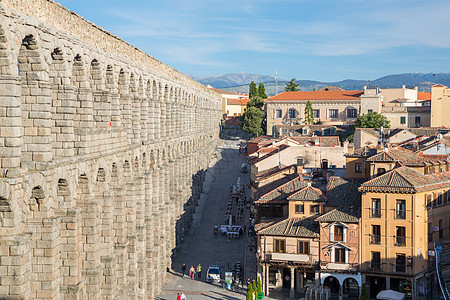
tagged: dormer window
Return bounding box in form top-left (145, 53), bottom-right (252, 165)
top-left (330, 223), bottom-right (348, 242)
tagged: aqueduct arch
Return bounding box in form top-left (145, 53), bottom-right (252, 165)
top-left (0, 1), bottom-right (222, 299)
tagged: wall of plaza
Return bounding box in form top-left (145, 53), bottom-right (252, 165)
top-left (0, 1), bottom-right (222, 299)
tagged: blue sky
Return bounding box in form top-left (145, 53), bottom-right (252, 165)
top-left (58, 0), bottom-right (450, 82)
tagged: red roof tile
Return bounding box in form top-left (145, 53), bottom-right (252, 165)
top-left (418, 92), bottom-right (431, 101)
top-left (266, 90), bottom-right (363, 102)
top-left (227, 98), bottom-right (242, 105)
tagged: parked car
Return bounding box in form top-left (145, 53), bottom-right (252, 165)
top-left (206, 265), bottom-right (220, 283)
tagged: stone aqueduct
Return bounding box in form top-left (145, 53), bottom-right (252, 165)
top-left (0, 1), bottom-right (222, 299)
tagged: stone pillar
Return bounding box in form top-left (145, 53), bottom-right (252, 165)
top-left (140, 97), bottom-right (148, 144)
top-left (0, 75), bottom-right (22, 175)
top-left (386, 276), bottom-right (391, 290)
top-left (132, 95), bottom-right (141, 144)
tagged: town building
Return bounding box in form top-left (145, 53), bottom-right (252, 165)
top-left (265, 89), bottom-right (362, 135)
top-left (431, 84), bottom-right (450, 127)
top-left (206, 85), bottom-right (249, 117)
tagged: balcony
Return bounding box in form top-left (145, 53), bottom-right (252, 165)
top-left (395, 264), bottom-right (406, 273)
top-left (395, 236), bottom-right (406, 247)
top-left (370, 234), bottom-right (381, 245)
top-left (270, 252), bottom-right (310, 263)
top-left (370, 209), bottom-right (381, 218)
top-left (395, 210), bottom-right (406, 220)
top-left (321, 262), bottom-right (358, 271)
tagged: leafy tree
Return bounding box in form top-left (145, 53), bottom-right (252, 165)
top-left (348, 111), bottom-right (390, 142)
top-left (258, 83), bottom-right (267, 99)
top-left (285, 78), bottom-right (300, 91)
top-left (355, 111), bottom-right (390, 129)
top-left (252, 280), bottom-right (257, 295)
top-left (247, 283), bottom-right (253, 300)
top-left (303, 100), bottom-right (314, 125)
top-left (249, 81), bottom-right (258, 99)
top-left (247, 96), bottom-right (264, 110)
top-left (241, 107), bottom-right (264, 136)
top-left (256, 276), bottom-right (263, 294)
top-left (360, 283), bottom-right (368, 300)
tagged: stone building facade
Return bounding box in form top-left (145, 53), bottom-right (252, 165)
top-left (0, 1), bottom-right (222, 299)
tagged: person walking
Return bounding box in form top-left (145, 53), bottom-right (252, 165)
top-left (181, 264), bottom-right (186, 277)
top-left (176, 292), bottom-right (181, 300)
top-left (180, 292), bottom-right (186, 300)
top-left (189, 265), bottom-right (196, 279)
top-left (196, 264), bottom-right (202, 280)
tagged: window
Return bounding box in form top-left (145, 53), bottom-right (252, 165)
top-left (437, 193), bottom-right (443, 206)
top-left (396, 200), bottom-right (406, 219)
top-left (295, 204), bottom-right (304, 214)
top-left (328, 109), bottom-right (339, 119)
top-left (415, 116), bottom-right (421, 125)
top-left (347, 108), bottom-right (358, 119)
top-left (371, 252), bottom-right (381, 270)
top-left (275, 109), bottom-right (282, 119)
top-left (274, 239), bottom-right (286, 253)
top-left (428, 223), bottom-right (433, 242)
top-left (396, 227), bottom-right (406, 246)
top-left (355, 163), bottom-right (362, 173)
top-left (439, 220), bottom-right (443, 239)
top-left (313, 109), bottom-right (320, 119)
top-left (377, 168), bottom-right (386, 176)
top-left (298, 241), bottom-right (309, 254)
top-left (302, 128), bottom-right (309, 135)
top-left (297, 157), bottom-right (304, 166)
top-left (368, 109), bottom-right (373, 113)
top-left (371, 199), bottom-right (381, 218)
top-left (426, 194), bottom-right (432, 209)
top-left (288, 108), bottom-right (296, 119)
top-left (335, 248), bottom-right (346, 263)
top-left (400, 116), bottom-right (406, 124)
top-left (310, 205), bottom-right (320, 214)
top-left (396, 254), bottom-right (406, 272)
top-left (335, 225), bottom-right (344, 242)
top-left (371, 225), bottom-right (381, 244)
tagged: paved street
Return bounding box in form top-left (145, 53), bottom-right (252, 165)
top-left (156, 130), bottom-right (260, 300)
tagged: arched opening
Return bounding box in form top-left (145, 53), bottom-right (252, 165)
top-left (343, 278), bottom-right (359, 297)
top-left (111, 163), bottom-right (118, 179)
top-left (134, 156), bottom-right (139, 170)
top-left (30, 186), bottom-right (45, 212)
top-left (97, 168), bottom-right (106, 182)
top-left (89, 59), bottom-right (102, 90)
top-left (323, 276), bottom-right (340, 294)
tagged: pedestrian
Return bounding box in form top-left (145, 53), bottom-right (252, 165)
top-left (243, 225), bottom-right (246, 234)
top-left (196, 264), bottom-right (202, 280)
top-left (189, 265), bottom-right (196, 279)
top-left (181, 263), bottom-right (186, 277)
top-left (284, 274), bottom-right (291, 285)
top-left (176, 292), bottom-right (181, 300)
top-left (180, 292), bottom-right (186, 300)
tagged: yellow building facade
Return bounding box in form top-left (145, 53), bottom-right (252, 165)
top-left (431, 84), bottom-right (450, 127)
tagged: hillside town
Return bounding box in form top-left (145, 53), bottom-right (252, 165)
top-left (214, 82), bottom-right (450, 299)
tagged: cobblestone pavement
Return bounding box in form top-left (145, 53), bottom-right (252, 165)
top-left (156, 131), bottom-right (265, 300)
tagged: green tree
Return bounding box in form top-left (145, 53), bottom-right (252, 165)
top-left (241, 107), bottom-right (264, 136)
top-left (258, 83), bottom-right (267, 99)
top-left (247, 96), bottom-right (264, 110)
top-left (249, 81), bottom-right (258, 99)
top-left (360, 283), bottom-right (368, 300)
top-left (256, 276), bottom-right (263, 294)
top-left (348, 111), bottom-right (390, 142)
top-left (355, 111), bottom-right (390, 129)
top-left (303, 100), bottom-right (314, 125)
top-left (252, 280), bottom-right (257, 295)
top-left (285, 78), bottom-right (300, 91)
top-left (247, 283), bottom-right (253, 300)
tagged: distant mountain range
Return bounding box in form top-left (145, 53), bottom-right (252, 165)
top-left (186, 72), bottom-right (450, 96)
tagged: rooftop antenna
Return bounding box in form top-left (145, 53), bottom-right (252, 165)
top-left (275, 70), bottom-right (279, 95)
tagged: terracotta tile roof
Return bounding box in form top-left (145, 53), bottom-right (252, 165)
top-left (266, 90), bottom-right (363, 102)
top-left (288, 185), bottom-right (325, 202)
top-left (345, 145), bottom-right (378, 158)
top-left (227, 98), bottom-right (242, 105)
top-left (256, 217), bottom-right (318, 237)
top-left (367, 146), bottom-right (449, 167)
top-left (290, 136), bottom-right (340, 147)
top-left (432, 84), bottom-right (446, 87)
top-left (358, 127), bottom-right (450, 140)
top-left (318, 86), bottom-right (345, 91)
top-left (315, 177), bottom-right (364, 222)
top-left (247, 135), bottom-right (275, 144)
top-left (359, 166), bottom-right (450, 193)
top-left (224, 116), bottom-right (240, 126)
top-left (240, 98), bottom-right (250, 105)
top-left (255, 174), bottom-right (306, 204)
top-left (249, 144), bottom-right (289, 164)
top-left (418, 92), bottom-right (431, 101)
top-left (256, 164), bottom-right (296, 181)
